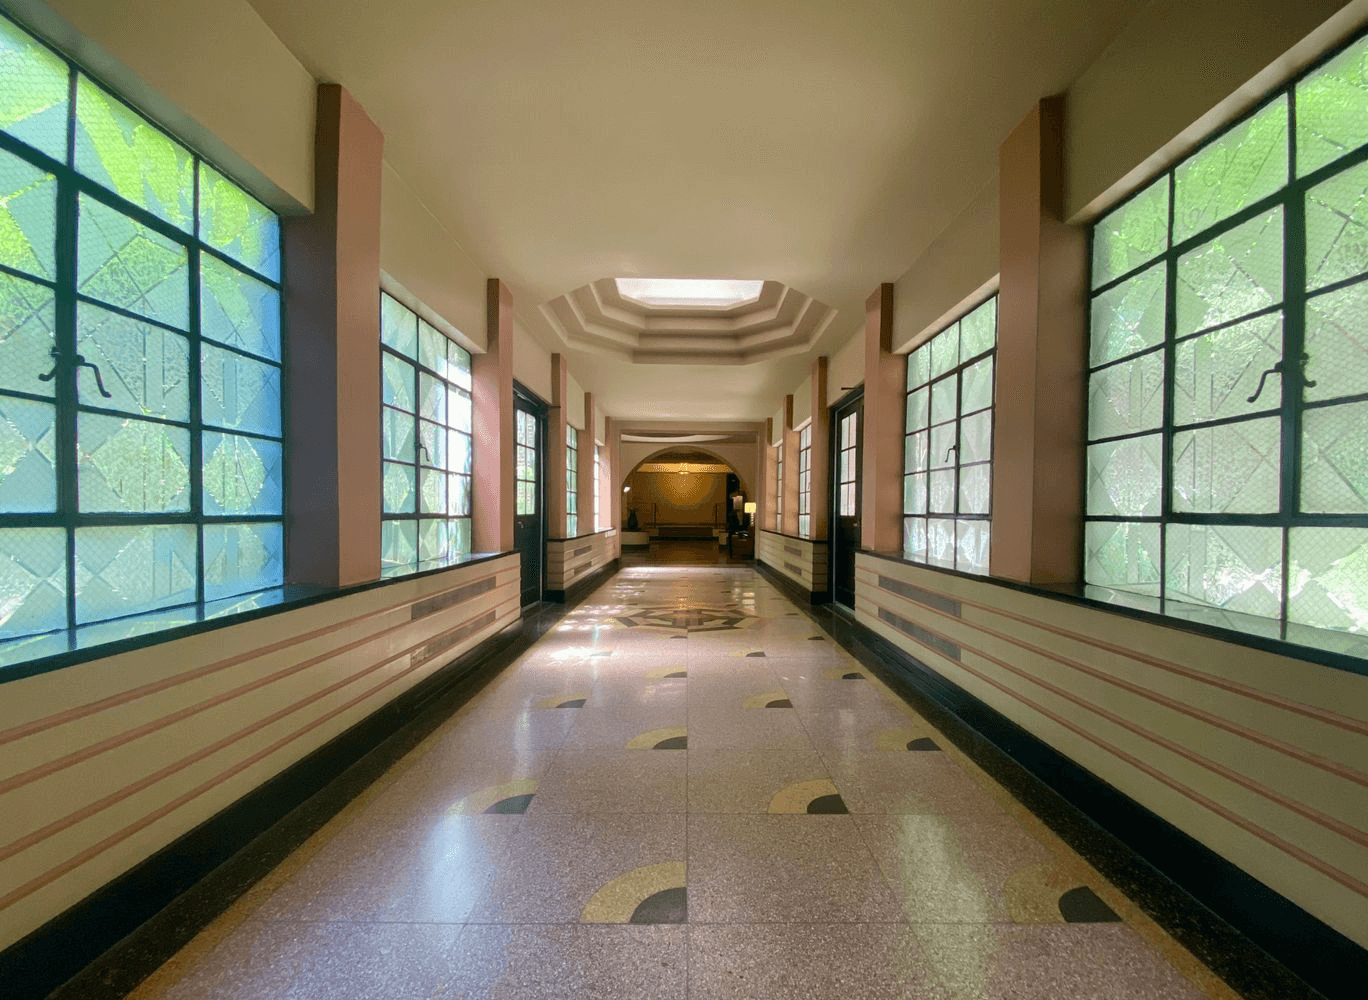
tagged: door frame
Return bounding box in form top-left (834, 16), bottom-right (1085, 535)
top-left (513, 382), bottom-right (548, 607)
top-left (828, 386), bottom-right (864, 608)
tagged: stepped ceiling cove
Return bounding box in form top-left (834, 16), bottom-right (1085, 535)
top-left (247, 0), bottom-right (1143, 418)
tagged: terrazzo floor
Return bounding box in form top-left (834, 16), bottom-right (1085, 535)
top-left (128, 565), bottom-right (1240, 1000)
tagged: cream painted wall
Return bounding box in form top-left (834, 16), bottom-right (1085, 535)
top-left (20, 0), bottom-right (315, 211)
top-left (380, 163), bottom-right (488, 352)
top-left (792, 376), bottom-right (813, 429)
top-left (1066, 0), bottom-right (1367, 220)
top-left (770, 407), bottom-right (784, 444)
top-left (512, 321), bottom-right (553, 403)
top-left (567, 374), bottom-right (585, 429)
top-left (828, 325), bottom-right (865, 402)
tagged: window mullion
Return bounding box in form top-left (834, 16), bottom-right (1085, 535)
top-left (54, 155), bottom-right (80, 632)
top-left (1281, 97), bottom-right (1306, 631)
top-left (188, 232), bottom-right (205, 608)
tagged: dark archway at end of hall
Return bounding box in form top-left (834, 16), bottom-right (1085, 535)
top-left (622, 449), bottom-right (751, 541)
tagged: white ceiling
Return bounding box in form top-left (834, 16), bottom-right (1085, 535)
top-left (247, 0), bottom-right (1142, 420)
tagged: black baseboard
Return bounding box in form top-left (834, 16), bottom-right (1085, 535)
top-left (755, 559), bottom-right (830, 606)
top-left (811, 604), bottom-right (1362, 1000)
top-left (545, 557), bottom-right (620, 604)
top-left (0, 602), bottom-right (573, 1000)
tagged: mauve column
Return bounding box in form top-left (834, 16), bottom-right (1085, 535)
top-left (284, 84), bottom-right (383, 588)
top-left (861, 283), bottom-right (903, 554)
top-left (993, 95), bottom-right (1087, 585)
top-left (473, 279), bottom-right (515, 552)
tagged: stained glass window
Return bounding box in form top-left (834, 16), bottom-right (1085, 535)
top-left (379, 292), bottom-right (474, 575)
top-left (797, 424), bottom-right (812, 537)
top-left (566, 425), bottom-right (578, 537)
top-left (1086, 31), bottom-right (1368, 656)
top-left (903, 296), bottom-right (996, 575)
top-left (0, 14), bottom-right (283, 651)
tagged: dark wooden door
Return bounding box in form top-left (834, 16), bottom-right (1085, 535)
top-left (831, 394), bottom-right (863, 608)
top-left (513, 392), bottom-right (546, 606)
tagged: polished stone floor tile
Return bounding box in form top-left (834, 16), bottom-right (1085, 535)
top-left (687, 814), bottom-right (905, 922)
top-left (688, 923), bottom-right (942, 1000)
top-left (156, 919), bottom-right (316, 1000)
top-left (527, 750), bottom-right (687, 814)
top-left (561, 705), bottom-right (688, 749)
top-left (687, 749), bottom-right (831, 813)
top-left (686, 704), bottom-right (814, 750)
top-left (825, 754), bottom-right (1008, 816)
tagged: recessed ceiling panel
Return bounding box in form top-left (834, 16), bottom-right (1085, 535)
top-left (615, 278), bottom-right (764, 308)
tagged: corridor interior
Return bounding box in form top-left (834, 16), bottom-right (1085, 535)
top-left (124, 563), bottom-right (1232, 1000)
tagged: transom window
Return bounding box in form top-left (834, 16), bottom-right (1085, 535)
top-left (0, 15), bottom-right (283, 660)
top-left (1085, 33), bottom-right (1368, 656)
top-left (797, 424), bottom-right (812, 536)
top-left (380, 293), bottom-right (472, 575)
top-left (903, 297), bottom-right (997, 574)
top-left (566, 425), bottom-right (578, 536)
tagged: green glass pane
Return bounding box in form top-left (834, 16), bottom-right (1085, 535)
top-left (903, 473), bottom-right (926, 515)
top-left (420, 467), bottom-right (446, 514)
top-left (927, 518), bottom-right (956, 568)
top-left (74, 523), bottom-right (197, 625)
top-left (907, 345), bottom-right (930, 389)
top-left (956, 519), bottom-right (990, 574)
top-left (202, 432), bottom-right (280, 517)
top-left (418, 418), bottom-right (445, 468)
top-left (1176, 207), bottom-right (1283, 336)
top-left (960, 298), bottom-right (996, 357)
top-left (903, 516), bottom-right (927, 561)
top-left (959, 410), bottom-right (992, 464)
top-left (929, 422), bottom-right (956, 470)
top-left (566, 514), bottom-right (578, 537)
top-left (1089, 260), bottom-right (1165, 367)
top-left (452, 517), bottom-right (471, 555)
top-left (1088, 350), bottom-right (1163, 441)
top-left (929, 469), bottom-right (954, 514)
top-left (448, 387), bottom-right (472, 432)
top-left (1087, 433), bottom-right (1161, 517)
top-left (1305, 281), bottom-right (1368, 403)
top-left (448, 339), bottom-right (472, 390)
top-left (1165, 523), bottom-right (1281, 618)
top-left (1288, 527), bottom-right (1368, 632)
top-left (77, 194), bottom-right (189, 327)
top-left (1085, 520), bottom-right (1160, 595)
top-left (77, 302), bottom-right (189, 420)
top-left (382, 405), bottom-right (415, 463)
top-left (1297, 35), bottom-right (1368, 177)
top-left (0, 270), bottom-right (55, 398)
top-left (418, 319), bottom-right (448, 377)
top-left (201, 342), bottom-right (279, 437)
top-left (958, 463), bottom-right (990, 515)
top-left (0, 18), bottom-right (69, 160)
top-left (198, 162), bottom-right (279, 280)
top-left (929, 322), bottom-right (959, 378)
top-left (204, 521), bottom-right (282, 601)
top-left (382, 353), bottom-right (415, 411)
top-left (78, 413), bottom-right (189, 512)
top-left (418, 518), bottom-right (447, 561)
top-left (1301, 399), bottom-right (1368, 514)
top-left (450, 474), bottom-right (471, 517)
top-left (1172, 416), bottom-right (1280, 514)
top-left (905, 430), bottom-right (928, 474)
top-left (1173, 314), bottom-right (1281, 426)
top-left (960, 356), bottom-right (993, 414)
top-left (418, 372), bottom-right (446, 424)
top-left (380, 294), bottom-right (417, 359)
top-left (0, 395), bottom-right (55, 511)
top-left (0, 146), bottom-right (55, 279)
top-left (1306, 159), bottom-right (1368, 291)
top-left (383, 461), bottom-right (415, 513)
top-left (74, 75), bottom-right (193, 230)
top-left (929, 375), bottom-right (956, 426)
top-left (1093, 175), bottom-right (1169, 290)
top-left (201, 253), bottom-right (280, 361)
top-left (1174, 95), bottom-right (1288, 243)
top-left (381, 519), bottom-right (417, 570)
top-left (0, 526), bottom-right (65, 637)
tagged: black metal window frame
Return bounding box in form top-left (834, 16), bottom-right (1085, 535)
top-left (901, 296), bottom-right (997, 574)
top-left (379, 291), bottom-right (473, 574)
top-left (0, 13), bottom-right (285, 660)
top-left (797, 424), bottom-right (812, 536)
top-left (565, 424), bottom-right (578, 537)
top-left (1084, 29), bottom-right (1368, 657)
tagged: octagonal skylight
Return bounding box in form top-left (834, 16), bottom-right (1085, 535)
top-left (615, 278), bottom-right (764, 308)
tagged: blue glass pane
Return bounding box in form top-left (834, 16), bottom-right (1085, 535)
top-left (0, 145), bottom-right (55, 279)
top-left (383, 405), bottom-right (416, 463)
top-left (0, 17), bottom-right (69, 160)
top-left (200, 253), bottom-right (281, 361)
top-left (202, 431), bottom-right (283, 516)
top-left (0, 271), bottom-right (55, 398)
top-left (383, 461), bottom-right (416, 513)
top-left (75, 523), bottom-right (197, 624)
top-left (204, 521), bottom-right (283, 601)
top-left (78, 413), bottom-right (191, 512)
top-left (77, 194), bottom-right (189, 328)
top-left (201, 342), bottom-right (280, 436)
top-left (381, 519), bottom-right (417, 571)
top-left (381, 294), bottom-right (417, 358)
top-left (0, 395), bottom-right (55, 512)
top-left (77, 301), bottom-right (189, 419)
top-left (0, 526), bottom-right (65, 638)
top-left (383, 353), bottom-right (415, 411)
top-left (198, 162), bottom-right (280, 280)
top-left (74, 75), bottom-right (193, 231)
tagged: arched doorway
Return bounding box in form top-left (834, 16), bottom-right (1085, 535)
top-left (621, 449), bottom-right (753, 563)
